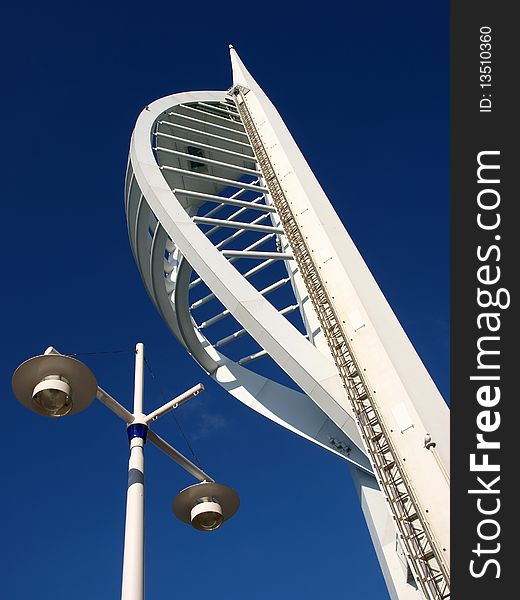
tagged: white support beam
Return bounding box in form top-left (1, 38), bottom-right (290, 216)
top-left (240, 257), bottom-right (276, 278)
top-left (156, 132), bottom-right (254, 161)
top-left (203, 197), bottom-right (266, 239)
top-left (221, 250), bottom-right (293, 260)
top-left (189, 248), bottom-right (275, 309)
top-left (198, 307), bottom-right (230, 329)
top-left (194, 216), bottom-right (283, 235)
top-left (166, 112), bottom-right (248, 137)
top-left (198, 278), bottom-right (291, 330)
top-left (160, 165), bottom-right (267, 192)
top-left (158, 121), bottom-right (252, 149)
top-left (155, 146), bottom-right (261, 176)
top-left (198, 187), bottom-right (255, 221)
top-left (215, 299), bottom-right (296, 348)
top-left (181, 104), bottom-right (244, 127)
top-left (191, 291), bottom-right (216, 309)
top-left (173, 189), bottom-right (275, 212)
top-left (185, 187), bottom-right (250, 224)
top-left (200, 202), bottom-right (226, 219)
top-left (214, 214), bottom-right (271, 249)
top-left (215, 328), bottom-right (248, 348)
top-left (238, 349), bottom-right (268, 365)
top-left (198, 101), bottom-right (240, 116)
top-left (240, 233), bottom-right (276, 253)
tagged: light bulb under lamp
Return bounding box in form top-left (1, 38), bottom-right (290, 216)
top-left (12, 353), bottom-right (97, 418)
top-left (32, 376), bottom-right (72, 417)
top-left (190, 499), bottom-right (224, 531)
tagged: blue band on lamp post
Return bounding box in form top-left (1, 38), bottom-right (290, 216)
top-left (127, 423), bottom-right (148, 442)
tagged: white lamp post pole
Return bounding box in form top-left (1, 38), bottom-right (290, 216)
top-left (121, 342), bottom-right (146, 600)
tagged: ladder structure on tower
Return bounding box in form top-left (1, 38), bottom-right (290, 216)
top-left (125, 45), bottom-right (450, 600)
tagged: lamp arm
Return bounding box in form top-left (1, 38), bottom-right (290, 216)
top-left (97, 387), bottom-right (134, 422)
top-left (147, 430), bottom-right (214, 482)
top-left (143, 383), bottom-right (204, 424)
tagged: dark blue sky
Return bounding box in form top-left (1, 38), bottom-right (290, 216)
top-left (2, 2), bottom-right (448, 599)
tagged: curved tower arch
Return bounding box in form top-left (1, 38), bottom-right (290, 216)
top-left (126, 48), bottom-right (449, 600)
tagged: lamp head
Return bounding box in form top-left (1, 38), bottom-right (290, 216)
top-left (12, 354), bottom-right (97, 418)
top-left (172, 481), bottom-right (239, 532)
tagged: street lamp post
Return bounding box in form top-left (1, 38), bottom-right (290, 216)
top-left (122, 342), bottom-right (146, 600)
top-left (12, 342), bottom-right (239, 600)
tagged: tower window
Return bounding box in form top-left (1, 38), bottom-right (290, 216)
top-left (186, 146), bottom-right (207, 172)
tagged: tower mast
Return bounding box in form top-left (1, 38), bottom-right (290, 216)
top-left (229, 46), bottom-right (449, 598)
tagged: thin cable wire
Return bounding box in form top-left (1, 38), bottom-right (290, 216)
top-left (64, 349), bottom-right (135, 357)
top-left (143, 355), bottom-right (203, 469)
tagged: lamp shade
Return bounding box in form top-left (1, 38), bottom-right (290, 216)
top-left (12, 354), bottom-right (97, 417)
top-left (172, 481), bottom-right (240, 528)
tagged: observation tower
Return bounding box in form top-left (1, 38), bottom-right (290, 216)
top-left (125, 46), bottom-right (450, 599)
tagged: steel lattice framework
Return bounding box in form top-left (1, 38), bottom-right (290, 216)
top-left (125, 47), bottom-right (450, 599)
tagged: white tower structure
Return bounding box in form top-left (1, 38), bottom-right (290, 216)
top-left (125, 46), bottom-right (450, 600)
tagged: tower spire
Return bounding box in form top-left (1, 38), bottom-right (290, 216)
top-left (229, 44), bottom-right (255, 89)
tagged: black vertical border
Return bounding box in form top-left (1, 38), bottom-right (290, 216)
top-left (451, 2), bottom-right (516, 598)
